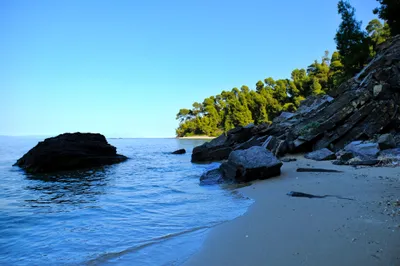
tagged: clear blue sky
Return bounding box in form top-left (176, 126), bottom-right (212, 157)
top-left (1, 0), bottom-right (379, 138)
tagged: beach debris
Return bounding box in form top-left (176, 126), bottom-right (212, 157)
top-left (287, 191), bottom-right (354, 200)
top-left (171, 148), bottom-right (186, 155)
top-left (296, 168), bottom-right (342, 173)
top-left (304, 148), bottom-right (336, 161)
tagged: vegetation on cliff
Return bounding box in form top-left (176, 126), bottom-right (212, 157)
top-left (176, 0), bottom-right (397, 137)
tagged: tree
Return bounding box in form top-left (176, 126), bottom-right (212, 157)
top-left (366, 19), bottom-right (391, 56)
top-left (374, 0), bottom-right (400, 36)
top-left (328, 51), bottom-right (345, 89)
top-left (335, 0), bottom-right (370, 77)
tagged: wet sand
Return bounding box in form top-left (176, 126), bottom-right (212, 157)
top-left (185, 157), bottom-right (400, 266)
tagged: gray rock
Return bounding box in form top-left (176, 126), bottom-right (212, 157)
top-left (200, 168), bottom-right (224, 185)
top-left (234, 136), bottom-right (265, 151)
top-left (273, 112), bottom-right (295, 123)
top-left (348, 157), bottom-right (379, 166)
top-left (262, 136), bottom-right (288, 156)
top-left (220, 146), bottom-right (282, 183)
top-left (304, 148), bottom-right (336, 161)
top-left (344, 141), bottom-right (380, 158)
top-left (191, 126), bottom-right (253, 163)
top-left (377, 134), bottom-right (396, 150)
top-left (379, 148), bottom-right (400, 157)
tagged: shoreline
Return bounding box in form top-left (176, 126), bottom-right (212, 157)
top-left (185, 157), bottom-right (400, 266)
top-left (177, 136), bottom-right (216, 140)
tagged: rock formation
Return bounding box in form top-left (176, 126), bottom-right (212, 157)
top-left (191, 35), bottom-right (400, 164)
top-left (14, 133), bottom-right (128, 173)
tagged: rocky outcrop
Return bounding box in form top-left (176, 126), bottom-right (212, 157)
top-left (220, 146), bottom-right (282, 183)
top-left (14, 133), bottom-right (128, 173)
top-left (172, 149), bottom-right (186, 155)
top-left (305, 148), bottom-right (336, 161)
top-left (191, 35), bottom-right (400, 163)
top-left (191, 124), bottom-right (256, 162)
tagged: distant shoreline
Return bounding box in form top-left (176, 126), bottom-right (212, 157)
top-left (177, 136), bottom-right (216, 140)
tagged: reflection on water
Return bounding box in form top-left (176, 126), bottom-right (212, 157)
top-left (0, 138), bottom-right (252, 266)
top-left (24, 169), bottom-right (110, 207)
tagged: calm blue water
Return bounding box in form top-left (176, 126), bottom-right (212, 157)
top-left (0, 137), bottom-right (252, 265)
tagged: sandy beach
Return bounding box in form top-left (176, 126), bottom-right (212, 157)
top-left (185, 156), bottom-right (400, 266)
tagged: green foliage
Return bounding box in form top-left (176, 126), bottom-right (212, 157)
top-left (374, 0), bottom-right (400, 36)
top-left (299, 122), bottom-right (321, 136)
top-left (366, 19), bottom-right (391, 56)
top-left (175, 0), bottom-right (396, 137)
top-left (335, 0), bottom-right (370, 78)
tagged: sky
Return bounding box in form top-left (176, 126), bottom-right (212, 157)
top-left (1, 0), bottom-right (379, 138)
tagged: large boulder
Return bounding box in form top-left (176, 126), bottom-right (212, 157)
top-left (14, 133), bottom-right (128, 173)
top-left (377, 134), bottom-right (396, 150)
top-left (220, 146), bottom-right (282, 183)
top-left (305, 148), bottom-right (336, 161)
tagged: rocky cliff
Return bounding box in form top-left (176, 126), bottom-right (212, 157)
top-left (192, 35), bottom-right (400, 163)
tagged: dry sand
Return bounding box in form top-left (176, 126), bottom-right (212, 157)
top-left (185, 156), bottom-right (400, 266)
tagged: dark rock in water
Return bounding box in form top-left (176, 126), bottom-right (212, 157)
top-left (344, 141), bottom-right (380, 158)
top-left (220, 146), bottom-right (282, 183)
top-left (305, 148), bottom-right (336, 161)
top-left (281, 157), bottom-right (297, 162)
top-left (171, 149), bottom-right (186, 155)
top-left (377, 134), bottom-right (396, 150)
top-left (200, 168), bottom-right (224, 185)
top-left (14, 133), bottom-right (128, 173)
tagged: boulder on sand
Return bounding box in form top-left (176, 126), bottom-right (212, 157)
top-left (14, 133), bottom-right (128, 173)
top-left (344, 141), bottom-right (380, 158)
top-left (220, 146), bottom-right (282, 183)
top-left (304, 148), bottom-right (336, 161)
top-left (377, 134), bottom-right (396, 150)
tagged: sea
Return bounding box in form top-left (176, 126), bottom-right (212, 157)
top-left (0, 137), bottom-right (252, 266)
